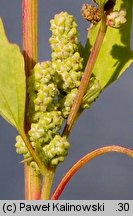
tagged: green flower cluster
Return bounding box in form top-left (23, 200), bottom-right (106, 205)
top-left (15, 11), bottom-right (101, 174)
top-left (49, 12), bottom-right (79, 61)
top-left (49, 12), bottom-right (85, 119)
top-left (52, 53), bottom-right (83, 92)
top-left (28, 61), bottom-right (59, 119)
top-left (42, 135), bottom-right (70, 166)
top-left (49, 12), bottom-right (84, 93)
top-left (82, 77), bottom-right (101, 109)
top-left (29, 111), bottom-right (63, 145)
top-left (15, 135), bottom-right (30, 159)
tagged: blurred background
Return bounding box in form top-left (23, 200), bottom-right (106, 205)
top-left (0, 0), bottom-right (133, 200)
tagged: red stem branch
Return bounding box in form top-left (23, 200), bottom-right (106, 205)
top-left (63, 15), bottom-right (107, 137)
top-left (51, 145), bottom-right (133, 200)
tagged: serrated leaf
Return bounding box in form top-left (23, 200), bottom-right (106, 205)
top-left (87, 0), bottom-right (133, 89)
top-left (0, 18), bottom-right (26, 130)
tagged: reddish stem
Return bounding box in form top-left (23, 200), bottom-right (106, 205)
top-left (22, 0), bottom-right (41, 200)
top-left (24, 164), bottom-right (40, 200)
top-left (63, 13), bottom-right (107, 137)
top-left (51, 145), bottom-right (133, 200)
top-left (22, 0), bottom-right (38, 132)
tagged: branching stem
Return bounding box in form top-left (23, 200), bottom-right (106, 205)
top-left (20, 130), bottom-right (46, 176)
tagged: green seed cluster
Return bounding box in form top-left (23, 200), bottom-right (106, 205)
top-left (52, 52), bottom-right (83, 92)
top-left (58, 88), bottom-right (78, 118)
top-left (15, 11), bottom-right (101, 173)
top-left (28, 61), bottom-right (59, 120)
top-left (49, 12), bottom-right (78, 60)
top-left (15, 135), bottom-right (30, 159)
top-left (49, 11), bottom-right (84, 120)
top-left (28, 111), bottom-right (63, 146)
top-left (42, 135), bottom-right (70, 166)
top-left (49, 12), bottom-right (84, 93)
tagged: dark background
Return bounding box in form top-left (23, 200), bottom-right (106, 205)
top-left (0, 0), bottom-right (133, 200)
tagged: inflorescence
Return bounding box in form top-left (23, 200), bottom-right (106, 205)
top-left (15, 11), bottom-right (101, 174)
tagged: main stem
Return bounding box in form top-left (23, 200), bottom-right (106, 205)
top-left (63, 10), bottom-right (107, 137)
top-left (22, 0), bottom-right (41, 200)
top-left (41, 167), bottom-right (55, 200)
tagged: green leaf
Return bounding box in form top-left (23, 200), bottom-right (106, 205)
top-left (0, 18), bottom-right (26, 130)
top-left (87, 0), bottom-right (133, 89)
